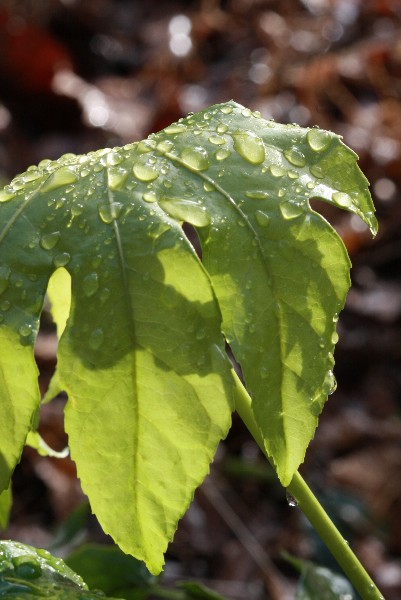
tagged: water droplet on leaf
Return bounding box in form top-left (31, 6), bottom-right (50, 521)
top-left (143, 191), bottom-right (158, 203)
top-left (83, 273), bottom-right (99, 297)
top-left (332, 191), bottom-right (353, 208)
top-left (232, 130), bottom-right (265, 165)
top-left (208, 135), bottom-right (226, 145)
top-left (19, 323), bottom-right (32, 337)
top-left (307, 129), bottom-right (332, 152)
top-left (108, 167), bottom-right (128, 191)
top-left (279, 202), bottom-right (304, 220)
top-left (98, 202), bottom-right (123, 223)
top-left (181, 147), bottom-right (210, 171)
top-left (159, 198), bottom-right (211, 227)
top-left (255, 210), bottom-right (270, 227)
top-left (164, 123), bottom-right (187, 134)
top-left (284, 148), bottom-right (306, 167)
top-left (0, 189), bottom-right (15, 202)
top-left (215, 149), bottom-right (231, 161)
top-left (53, 252), bottom-right (71, 267)
top-left (89, 328), bottom-right (104, 350)
top-left (156, 140), bottom-right (174, 153)
top-left (324, 370), bottom-right (337, 395)
top-left (41, 167), bottom-right (78, 193)
top-left (246, 191), bottom-right (269, 199)
top-left (40, 231), bottom-right (61, 250)
top-left (269, 165), bottom-right (285, 177)
top-left (133, 161), bottom-right (159, 182)
top-left (107, 150), bottom-right (123, 166)
top-left (310, 164), bottom-right (324, 178)
top-left (260, 366), bottom-right (268, 379)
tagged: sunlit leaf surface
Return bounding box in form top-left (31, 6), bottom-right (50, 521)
top-left (0, 101), bottom-right (376, 572)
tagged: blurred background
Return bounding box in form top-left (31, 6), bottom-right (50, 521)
top-left (0, 0), bottom-right (401, 598)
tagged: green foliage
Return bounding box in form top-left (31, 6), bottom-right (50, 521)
top-left (66, 544), bottom-right (156, 599)
top-left (66, 543), bottom-right (229, 599)
top-left (0, 486), bottom-right (11, 531)
top-left (294, 559), bottom-right (355, 599)
top-left (0, 101), bottom-right (376, 574)
top-left (0, 540), bottom-right (116, 598)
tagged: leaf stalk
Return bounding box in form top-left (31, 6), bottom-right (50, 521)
top-left (233, 373), bottom-right (385, 600)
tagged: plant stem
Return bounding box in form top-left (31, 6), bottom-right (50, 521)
top-left (233, 373), bottom-right (385, 600)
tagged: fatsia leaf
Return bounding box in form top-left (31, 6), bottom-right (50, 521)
top-left (0, 112), bottom-right (236, 573)
top-left (0, 101), bottom-right (376, 570)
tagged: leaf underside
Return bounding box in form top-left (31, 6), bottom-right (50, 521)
top-left (0, 101), bottom-right (376, 573)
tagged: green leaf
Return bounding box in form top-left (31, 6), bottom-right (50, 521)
top-left (0, 110), bottom-right (236, 573)
top-left (66, 544), bottom-right (155, 597)
top-left (179, 581), bottom-right (229, 599)
top-left (0, 485), bottom-right (11, 531)
top-left (296, 562), bottom-right (355, 599)
top-left (0, 101), bottom-right (376, 570)
top-left (0, 540), bottom-right (120, 598)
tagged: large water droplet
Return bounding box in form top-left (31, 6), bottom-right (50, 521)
top-left (19, 323), bottom-right (32, 337)
top-left (269, 164), bottom-right (285, 177)
top-left (132, 160), bottom-right (159, 182)
top-left (0, 266), bottom-right (11, 295)
top-left (83, 273), bottom-right (99, 297)
top-left (107, 150), bottom-right (123, 166)
top-left (41, 167), bottom-right (78, 193)
top-left (215, 149), bottom-right (231, 161)
top-left (279, 201), bottom-right (304, 220)
top-left (181, 147), bottom-right (210, 171)
top-left (142, 191), bottom-right (157, 203)
top-left (284, 148), bottom-right (306, 167)
top-left (156, 140), bottom-right (174, 153)
top-left (164, 123), bottom-right (187, 134)
top-left (108, 167), bottom-right (128, 191)
top-left (255, 210), bottom-right (270, 227)
top-left (40, 231), bottom-right (61, 250)
top-left (307, 129), bottom-right (332, 152)
top-left (208, 135), bottom-right (226, 145)
top-left (332, 191), bottom-right (353, 208)
top-left (98, 202), bottom-right (123, 224)
top-left (0, 300), bottom-right (10, 311)
top-left (89, 327), bottom-right (104, 350)
top-left (310, 164), bottom-right (324, 178)
top-left (220, 105), bottom-right (233, 114)
top-left (53, 252), bottom-right (71, 267)
top-left (232, 131), bottom-right (265, 165)
top-left (160, 198), bottom-right (211, 227)
top-left (324, 370), bottom-right (337, 395)
top-left (0, 189), bottom-right (15, 202)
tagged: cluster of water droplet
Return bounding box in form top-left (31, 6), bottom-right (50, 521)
top-left (0, 100), bottom-right (377, 353)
